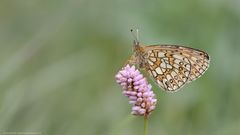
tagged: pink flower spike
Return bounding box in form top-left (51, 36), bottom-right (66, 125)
top-left (115, 64), bottom-right (157, 117)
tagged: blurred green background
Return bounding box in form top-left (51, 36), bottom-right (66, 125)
top-left (0, 0), bottom-right (240, 135)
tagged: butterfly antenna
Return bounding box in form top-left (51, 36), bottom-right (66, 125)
top-left (130, 28), bottom-right (139, 44)
top-left (136, 29), bottom-right (139, 41)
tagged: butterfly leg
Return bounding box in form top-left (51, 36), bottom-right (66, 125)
top-left (124, 55), bottom-right (136, 66)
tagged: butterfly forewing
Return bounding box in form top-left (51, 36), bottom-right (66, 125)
top-left (142, 45), bottom-right (210, 92)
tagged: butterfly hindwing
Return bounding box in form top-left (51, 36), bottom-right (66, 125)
top-left (143, 45), bottom-right (210, 92)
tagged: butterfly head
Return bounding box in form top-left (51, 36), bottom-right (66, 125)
top-left (133, 40), bottom-right (148, 68)
top-left (133, 40), bottom-right (141, 52)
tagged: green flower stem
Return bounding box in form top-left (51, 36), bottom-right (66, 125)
top-left (144, 116), bottom-right (148, 135)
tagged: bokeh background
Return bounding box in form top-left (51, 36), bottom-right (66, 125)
top-left (0, 0), bottom-right (240, 135)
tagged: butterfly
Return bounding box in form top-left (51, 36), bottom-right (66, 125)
top-left (128, 29), bottom-right (210, 92)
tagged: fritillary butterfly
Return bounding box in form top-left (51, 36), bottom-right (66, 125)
top-left (128, 30), bottom-right (210, 92)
